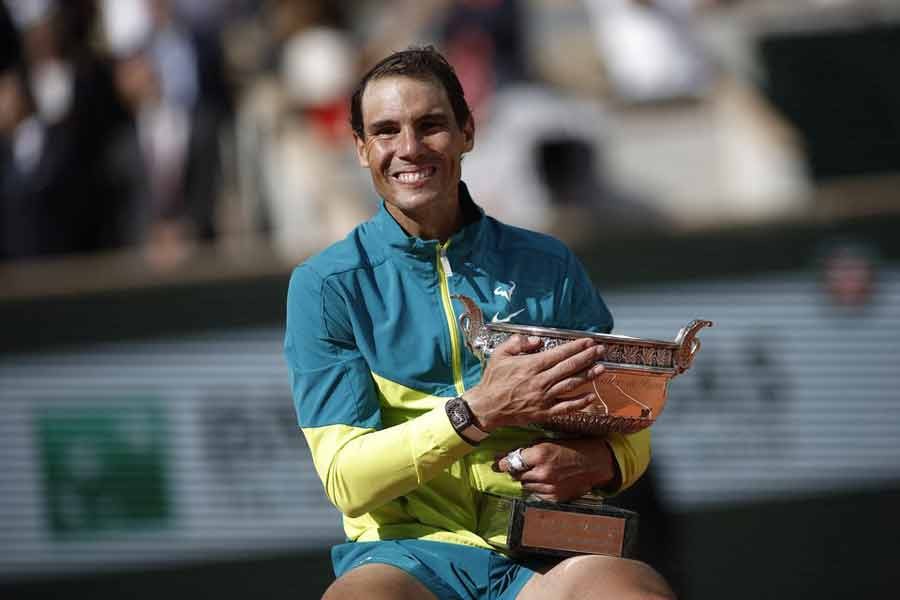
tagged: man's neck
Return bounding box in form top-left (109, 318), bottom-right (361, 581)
top-left (387, 198), bottom-right (464, 243)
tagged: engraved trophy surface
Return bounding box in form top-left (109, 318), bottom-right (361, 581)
top-left (455, 294), bottom-right (712, 436)
top-left (454, 294), bottom-right (712, 558)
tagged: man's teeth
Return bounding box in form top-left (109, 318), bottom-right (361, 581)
top-left (396, 167), bottom-right (435, 183)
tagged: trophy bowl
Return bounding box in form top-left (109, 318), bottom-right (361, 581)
top-left (454, 295), bottom-right (712, 436)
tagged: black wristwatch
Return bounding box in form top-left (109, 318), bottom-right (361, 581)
top-left (445, 397), bottom-right (489, 445)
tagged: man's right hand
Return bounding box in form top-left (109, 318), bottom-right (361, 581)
top-left (464, 335), bottom-right (605, 432)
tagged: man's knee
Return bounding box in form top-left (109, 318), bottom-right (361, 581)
top-left (321, 563), bottom-right (437, 600)
top-left (524, 554), bottom-right (676, 600)
top-left (612, 558), bottom-right (675, 600)
top-left (585, 555), bottom-right (675, 600)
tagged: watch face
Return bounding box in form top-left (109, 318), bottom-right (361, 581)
top-left (447, 399), bottom-right (469, 429)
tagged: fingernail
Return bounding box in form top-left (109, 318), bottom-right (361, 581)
top-left (528, 336), bottom-right (541, 343)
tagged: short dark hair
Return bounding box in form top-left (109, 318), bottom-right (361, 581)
top-left (350, 45), bottom-right (471, 139)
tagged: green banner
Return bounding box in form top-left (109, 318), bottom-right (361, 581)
top-left (35, 401), bottom-right (171, 538)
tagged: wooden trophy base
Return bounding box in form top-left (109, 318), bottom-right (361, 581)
top-left (488, 494), bottom-right (639, 559)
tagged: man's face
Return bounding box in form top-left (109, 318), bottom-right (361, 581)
top-left (354, 75), bottom-right (474, 229)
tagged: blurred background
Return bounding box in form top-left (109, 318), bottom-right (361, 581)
top-left (1, 0), bottom-right (899, 598)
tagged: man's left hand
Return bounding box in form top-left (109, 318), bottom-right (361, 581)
top-left (495, 438), bottom-right (619, 503)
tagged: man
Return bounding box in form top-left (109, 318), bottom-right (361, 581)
top-left (284, 46), bottom-right (673, 600)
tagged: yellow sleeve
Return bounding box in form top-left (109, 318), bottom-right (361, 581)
top-left (605, 428), bottom-right (651, 494)
top-left (302, 405), bottom-right (474, 518)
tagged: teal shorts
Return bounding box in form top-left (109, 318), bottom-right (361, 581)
top-left (331, 539), bottom-right (538, 600)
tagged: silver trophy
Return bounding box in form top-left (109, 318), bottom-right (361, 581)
top-left (455, 294), bottom-right (712, 436)
top-left (454, 294), bottom-right (712, 558)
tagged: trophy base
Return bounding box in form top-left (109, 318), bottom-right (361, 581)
top-left (487, 494), bottom-right (639, 559)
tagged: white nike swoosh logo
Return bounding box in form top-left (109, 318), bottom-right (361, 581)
top-left (491, 308), bottom-right (525, 323)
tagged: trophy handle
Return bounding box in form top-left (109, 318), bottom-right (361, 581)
top-left (453, 294), bottom-right (488, 360)
top-left (673, 319), bottom-right (714, 374)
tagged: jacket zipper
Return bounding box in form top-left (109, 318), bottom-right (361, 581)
top-left (436, 241), bottom-right (465, 395)
top-left (438, 242), bottom-right (479, 520)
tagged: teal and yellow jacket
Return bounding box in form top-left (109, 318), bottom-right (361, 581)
top-left (284, 184), bottom-right (650, 551)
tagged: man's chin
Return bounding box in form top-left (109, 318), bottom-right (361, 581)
top-left (387, 188), bottom-right (443, 211)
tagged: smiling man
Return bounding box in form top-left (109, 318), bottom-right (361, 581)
top-left (284, 47), bottom-right (672, 600)
top-left (353, 73), bottom-right (472, 242)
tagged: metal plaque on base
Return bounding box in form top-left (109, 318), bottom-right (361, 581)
top-left (487, 494), bottom-right (639, 559)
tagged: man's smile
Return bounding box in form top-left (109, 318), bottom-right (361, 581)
top-left (392, 165), bottom-right (437, 185)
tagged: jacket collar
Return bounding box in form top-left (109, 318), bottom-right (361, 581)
top-left (371, 181), bottom-right (487, 262)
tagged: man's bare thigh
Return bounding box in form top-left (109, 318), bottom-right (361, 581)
top-left (516, 554), bottom-right (675, 600)
top-left (322, 563), bottom-right (438, 600)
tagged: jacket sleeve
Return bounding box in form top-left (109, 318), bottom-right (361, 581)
top-left (562, 251), bottom-right (651, 494)
top-left (284, 265), bottom-right (473, 518)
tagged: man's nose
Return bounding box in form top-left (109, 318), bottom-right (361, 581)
top-left (396, 126), bottom-right (423, 159)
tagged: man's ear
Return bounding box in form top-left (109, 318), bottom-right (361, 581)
top-left (354, 133), bottom-right (369, 167)
top-left (462, 115), bottom-right (475, 153)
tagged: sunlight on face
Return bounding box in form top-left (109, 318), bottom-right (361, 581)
top-left (355, 76), bottom-right (474, 239)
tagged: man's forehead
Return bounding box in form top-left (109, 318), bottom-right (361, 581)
top-left (360, 74), bottom-right (452, 119)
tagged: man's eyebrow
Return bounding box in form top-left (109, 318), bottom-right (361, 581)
top-left (418, 109), bottom-right (450, 121)
top-left (367, 118), bottom-right (397, 132)
top-left (367, 110), bottom-right (451, 133)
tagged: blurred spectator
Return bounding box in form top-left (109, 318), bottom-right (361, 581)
top-left (584, 0), bottom-right (713, 103)
top-left (820, 238), bottom-right (879, 310)
top-left (171, 0), bottom-right (248, 34)
top-left (438, 0), bottom-right (529, 122)
top-left (102, 0), bottom-right (232, 119)
top-left (266, 0), bottom-right (349, 47)
top-left (235, 24), bottom-right (373, 261)
top-left (221, 0), bottom-right (349, 81)
top-left (353, 0), bottom-right (446, 71)
top-left (0, 62), bottom-right (54, 258)
top-left (10, 0), bottom-right (123, 146)
top-left (161, 0), bottom-right (233, 115)
top-left (100, 0), bottom-right (227, 268)
top-left (10, 0), bottom-right (76, 126)
top-left (1, 0), bottom-right (126, 260)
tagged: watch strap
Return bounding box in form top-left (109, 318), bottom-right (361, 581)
top-left (445, 397), bottom-right (489, 445)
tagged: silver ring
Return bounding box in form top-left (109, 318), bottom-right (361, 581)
top-left (506, 447), bottom-right (530, 475)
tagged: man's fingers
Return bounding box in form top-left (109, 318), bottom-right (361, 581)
top-left (495, 455), bottom-right (510, 473)
top-left (543, 392), bottom-right (596, 417)
top-left (539, 343), bottom-right (604, 385)
top-left (543, 365), bottom-right (603, 399)
top-left (492, 334), bottom-right (544, 358)
top-left (521, 483), bottom-right (561, 499)
top-left (495, 447), bottom-right (534, 475)
top-left (531, 338), bottom-right (599, 371)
